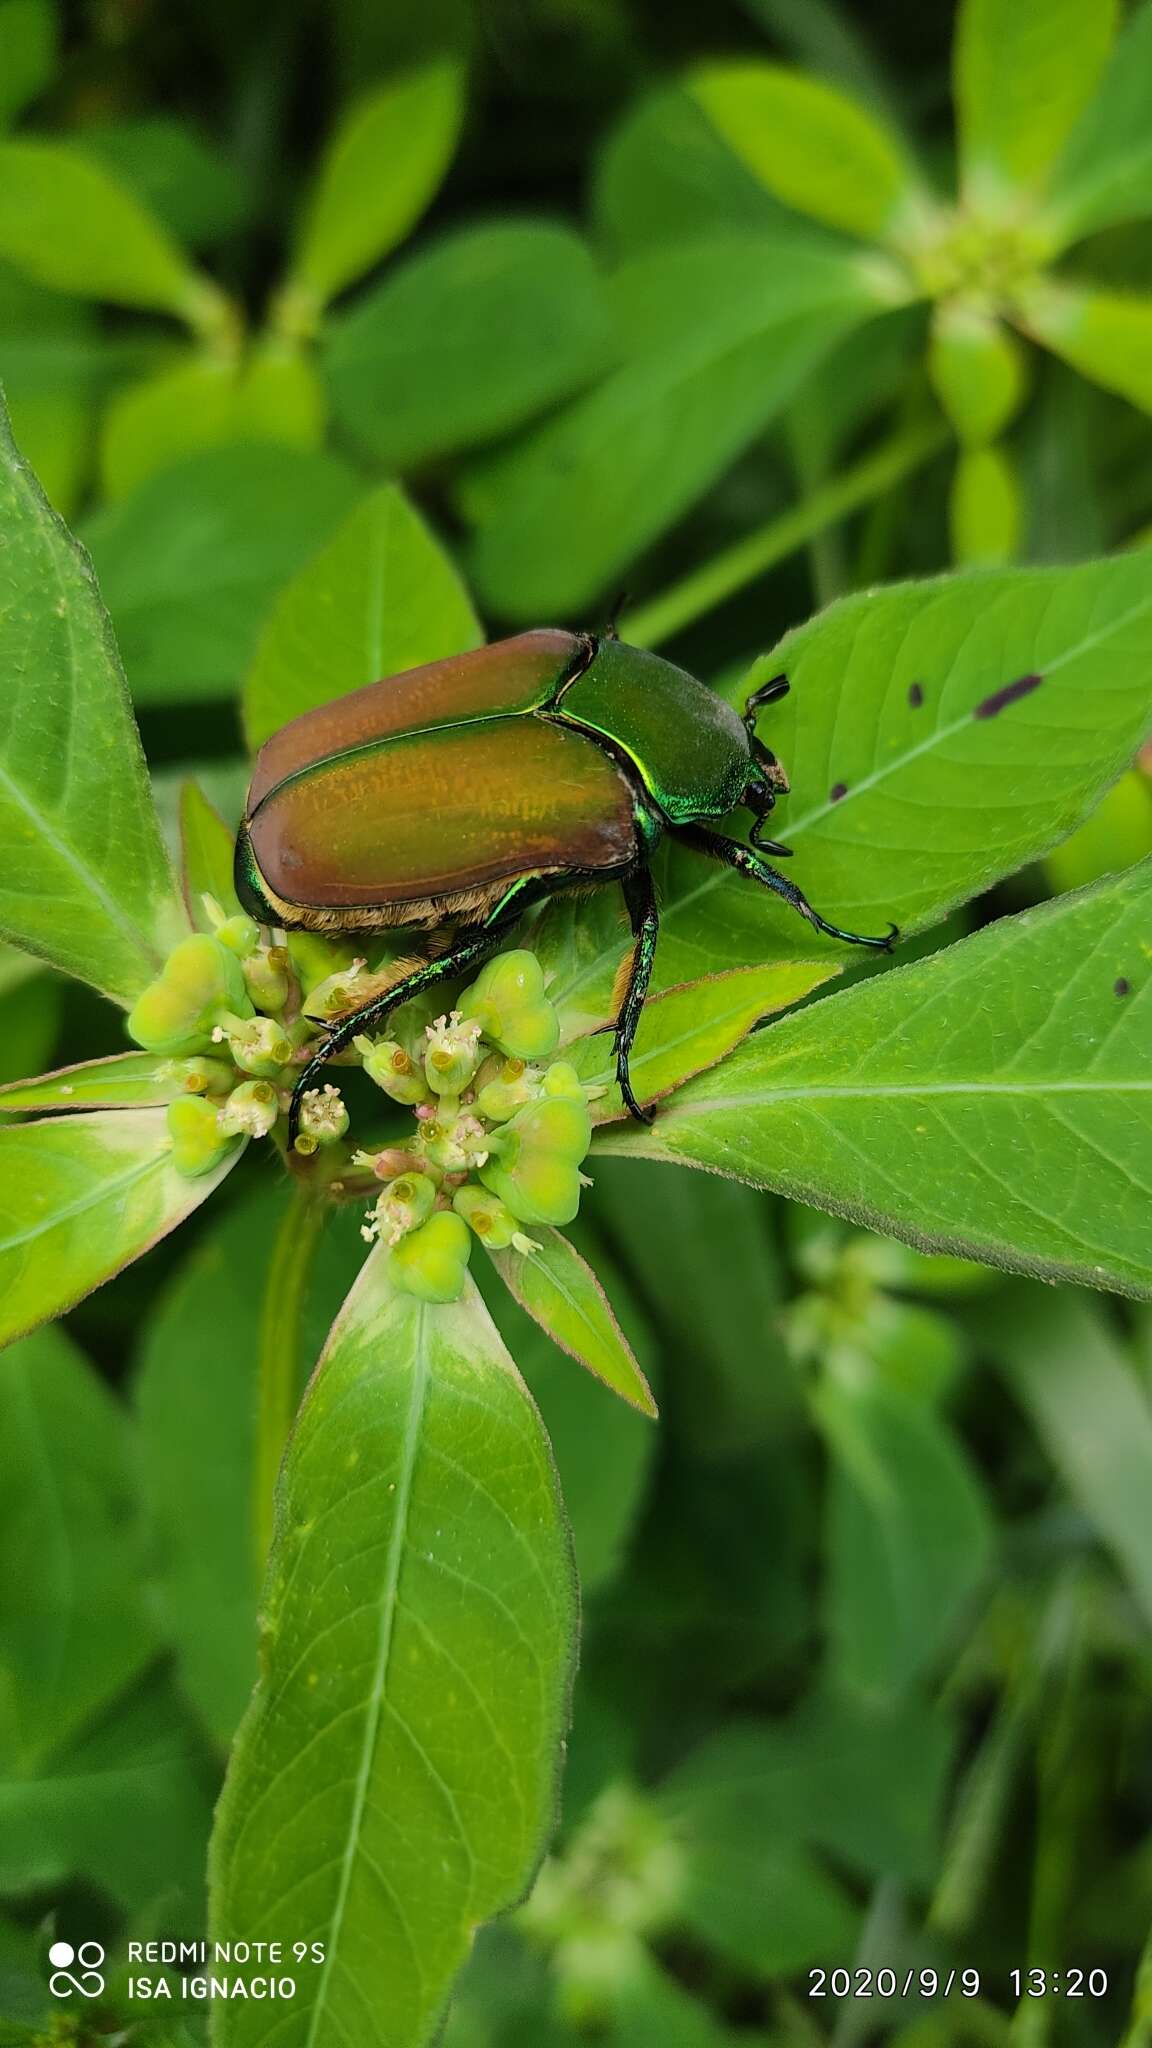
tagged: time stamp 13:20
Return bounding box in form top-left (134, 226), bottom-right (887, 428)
top-left (807, 1967), bottom-right (1110, 2001)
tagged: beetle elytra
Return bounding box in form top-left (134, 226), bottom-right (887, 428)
top-left (233, 630), bottom-right (896, 1141)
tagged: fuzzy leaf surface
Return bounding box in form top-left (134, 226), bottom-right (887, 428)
top-left (0, 1107), bottom-right (242, 1347)
top-left (598, 865), bottom-right (1152, 1296)
top-left (0, 398), bottom-right (182, 999)
top-left (653, 554), bottom-right (1152, 985)
top-left (243, 482), bottom-right (480, 747)
top-left (209, 1251), bottom-right (575, 2048)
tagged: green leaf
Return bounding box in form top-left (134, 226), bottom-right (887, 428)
top-left (0, 139), bottom-right (208, 315)
top-left (100, 356), bottom-right (239, 501)
top-left (1042, 0), bottom-right (1152, 244)
top-left (0, 1325), bottom-right (157, 1773)
top-left (180, 778), bottom-right (241, 925)
top-left (592, 84), bottom-right (788, 256)
top-left (242, 482), bottom-right (480, 748)
top-left (817, 1375), bottom-right (994, 1697)
top-left (0, 1049), bottom-right (188, 1112)
top-left (954, 0), bottom-right (1117, 206)
top-left (476, 1239), bottom-right (657, 1593)
top-left (0, 1672), bottom-right (212, 1916)
top-left (135, 1189), bottom-right (366, 1745)
top-left (0, 969), bottom-right (58, 1088)
top-left (209, 1250), bottom-right (576, 2048)
top-left (463, 234), bottom-right (886, 617)
top-left (83, 443), bottom-right (361, 703)
top-left (287, 61), bottom-right (464, 309)
top-left (571, 961), bottom-right (840, 1118)
top-left (652, 553), bottom-right (1152, 982)
top-left (661, 1689), bottom-right (956, 1885)
top-left (606, 1951), bottom-right (752, 2047)
top-left (589, 1159), bottom-right (794, 1458)
top-left (1017, 278), bottom-right (1152, 414)
top-left (0, 1106), bottom-right (243, 1348)
top-left (0, 0), bottom-right (55, 130)
top-left (928, 300), bottom-right (1028, 445)
top-left (1045, 767), bottom-right (1152, 893)
top-left (79, 116), bottom-right (251, 248)
top-left (326, 222), bottom-right (614, 468)
top-left (675, 1833), bottom-right (857, 1977)
top-left (949, 443), bottom-right (1022, 565)
top-left (984, 1287), bottom-right (1152, 1625)
top-left (0, 395), bottom-right (184, 1000)
top-left (101, 341), bottom-right (324, 502)
top-left (0, 267), bottom-right (101, 517)
top-left (598, 864), bottom-right (1152, 1296)
top-left (489, 1227), bottom-right (657, 1417)
top-left (687, 61), bottom-right (919, 240)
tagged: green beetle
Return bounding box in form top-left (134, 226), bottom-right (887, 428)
top-left (234, 629), bottom-right (895, 1141)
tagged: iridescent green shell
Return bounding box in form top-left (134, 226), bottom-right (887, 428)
top-left (236, 629), bottom-right (753, 932)
top-left (557, 637), bottom-right (750, 824)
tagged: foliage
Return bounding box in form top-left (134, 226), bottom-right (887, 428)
top-left (0, 4), bottom-right (1150, 2048)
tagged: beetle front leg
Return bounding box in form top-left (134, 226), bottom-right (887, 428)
top-left (613, 863), bottom-right (660, 1124)
top-left (676, 824), bottom-right (898, 951)
top-left (288, 908), bottom-right (533, 1146)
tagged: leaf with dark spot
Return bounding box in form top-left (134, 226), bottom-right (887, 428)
top-left (908, 681), bottom-right (924, 708)
top-left (830, 782), bottom-right (848, 802)
top-left (973, 672), bottom-right (1043, 720)
top-left (1115, 977), bottom-right (1131, 997)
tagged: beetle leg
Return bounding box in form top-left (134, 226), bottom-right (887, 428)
top-left (613, 864), bottom-right (660, 1125)
top-left (288, 917), bottom-right (520, 1145)
top-left (286, 876), bottom-right (556, 1145)
top-left (676, 825), bottom-right (898, 951)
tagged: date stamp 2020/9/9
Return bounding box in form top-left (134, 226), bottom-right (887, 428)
top-left (808, 1966), bottom-right (1110, 2002)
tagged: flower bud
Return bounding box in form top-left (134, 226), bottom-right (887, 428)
top-left (355, 1035), bottom-right (431, 1106)
top-left (363, 1170), bottom-right (437, 1246)
top-left (416, 1107), bottom-right (488, 1174)
top-left (303, 961), bottom-right (366, 1023)
top-left (178, 1055), bottom-right (235, 1096)
top-left (220, 1014), bottom-right (295, 1078)
top-left (297, 1083), bottom-right (349, 1145)
top-left (128, 934), bottom-right (252, 1057)
top-left (423, 1009), bottom-right (483, 1095)
top-left (217, 1078), bottom-right (279, 1138)
top-left (213, 912), bottom-right (261, 957)
top-left (286, 932), bottom-right (361, 996)
top-left (459, 950), bottom-right (560, 1060)
top-left (479, 1093), bottom-right (592, 1225)
top-left (242, 945), bottom-right (292, 1013)
top-left (167, 1094), bottom-right (236, 1177)
top-left (452, 1184), bottom-right (540, 1253)
top-left (475, 1057), bottom-right (538, 1123)
top-left (540, 1060), bottom-right (586, 1103)
top-left (390, 1211), bottom-right (472, 1303)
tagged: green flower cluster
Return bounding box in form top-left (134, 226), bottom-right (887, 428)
top-left (354, 951), bottom-right (594, 1304)
top-left (128, 916), bottom-right (595, 1302)
top-left (127, 906), bottom-right (342, 1176)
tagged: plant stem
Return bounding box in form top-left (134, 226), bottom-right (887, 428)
top-left (622, 417), bottom-right (947, 649)
top-left (252, 1191), bottom-right (325, 1570)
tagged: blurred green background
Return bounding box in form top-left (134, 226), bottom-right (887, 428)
top-left (2, 0), bottom-right (1152, 2042)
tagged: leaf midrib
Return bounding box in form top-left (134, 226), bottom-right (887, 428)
top-left (0, 491), bottom-right (163, 983)
top-left (662, 1077), bottom-right (1152, 1120)
top-left (0, 1147), bottom-right (164, 1253)
top-left (302, 1301), bottom-right (430, 2047)
top-left (669, 575), bottom-right (1152, 930)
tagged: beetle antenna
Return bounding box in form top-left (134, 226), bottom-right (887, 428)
top-left (602, 589), bottom-right (630, 641)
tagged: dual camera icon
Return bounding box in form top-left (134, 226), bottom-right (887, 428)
top-left (48, 1939), bottom-right (106, 1998)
